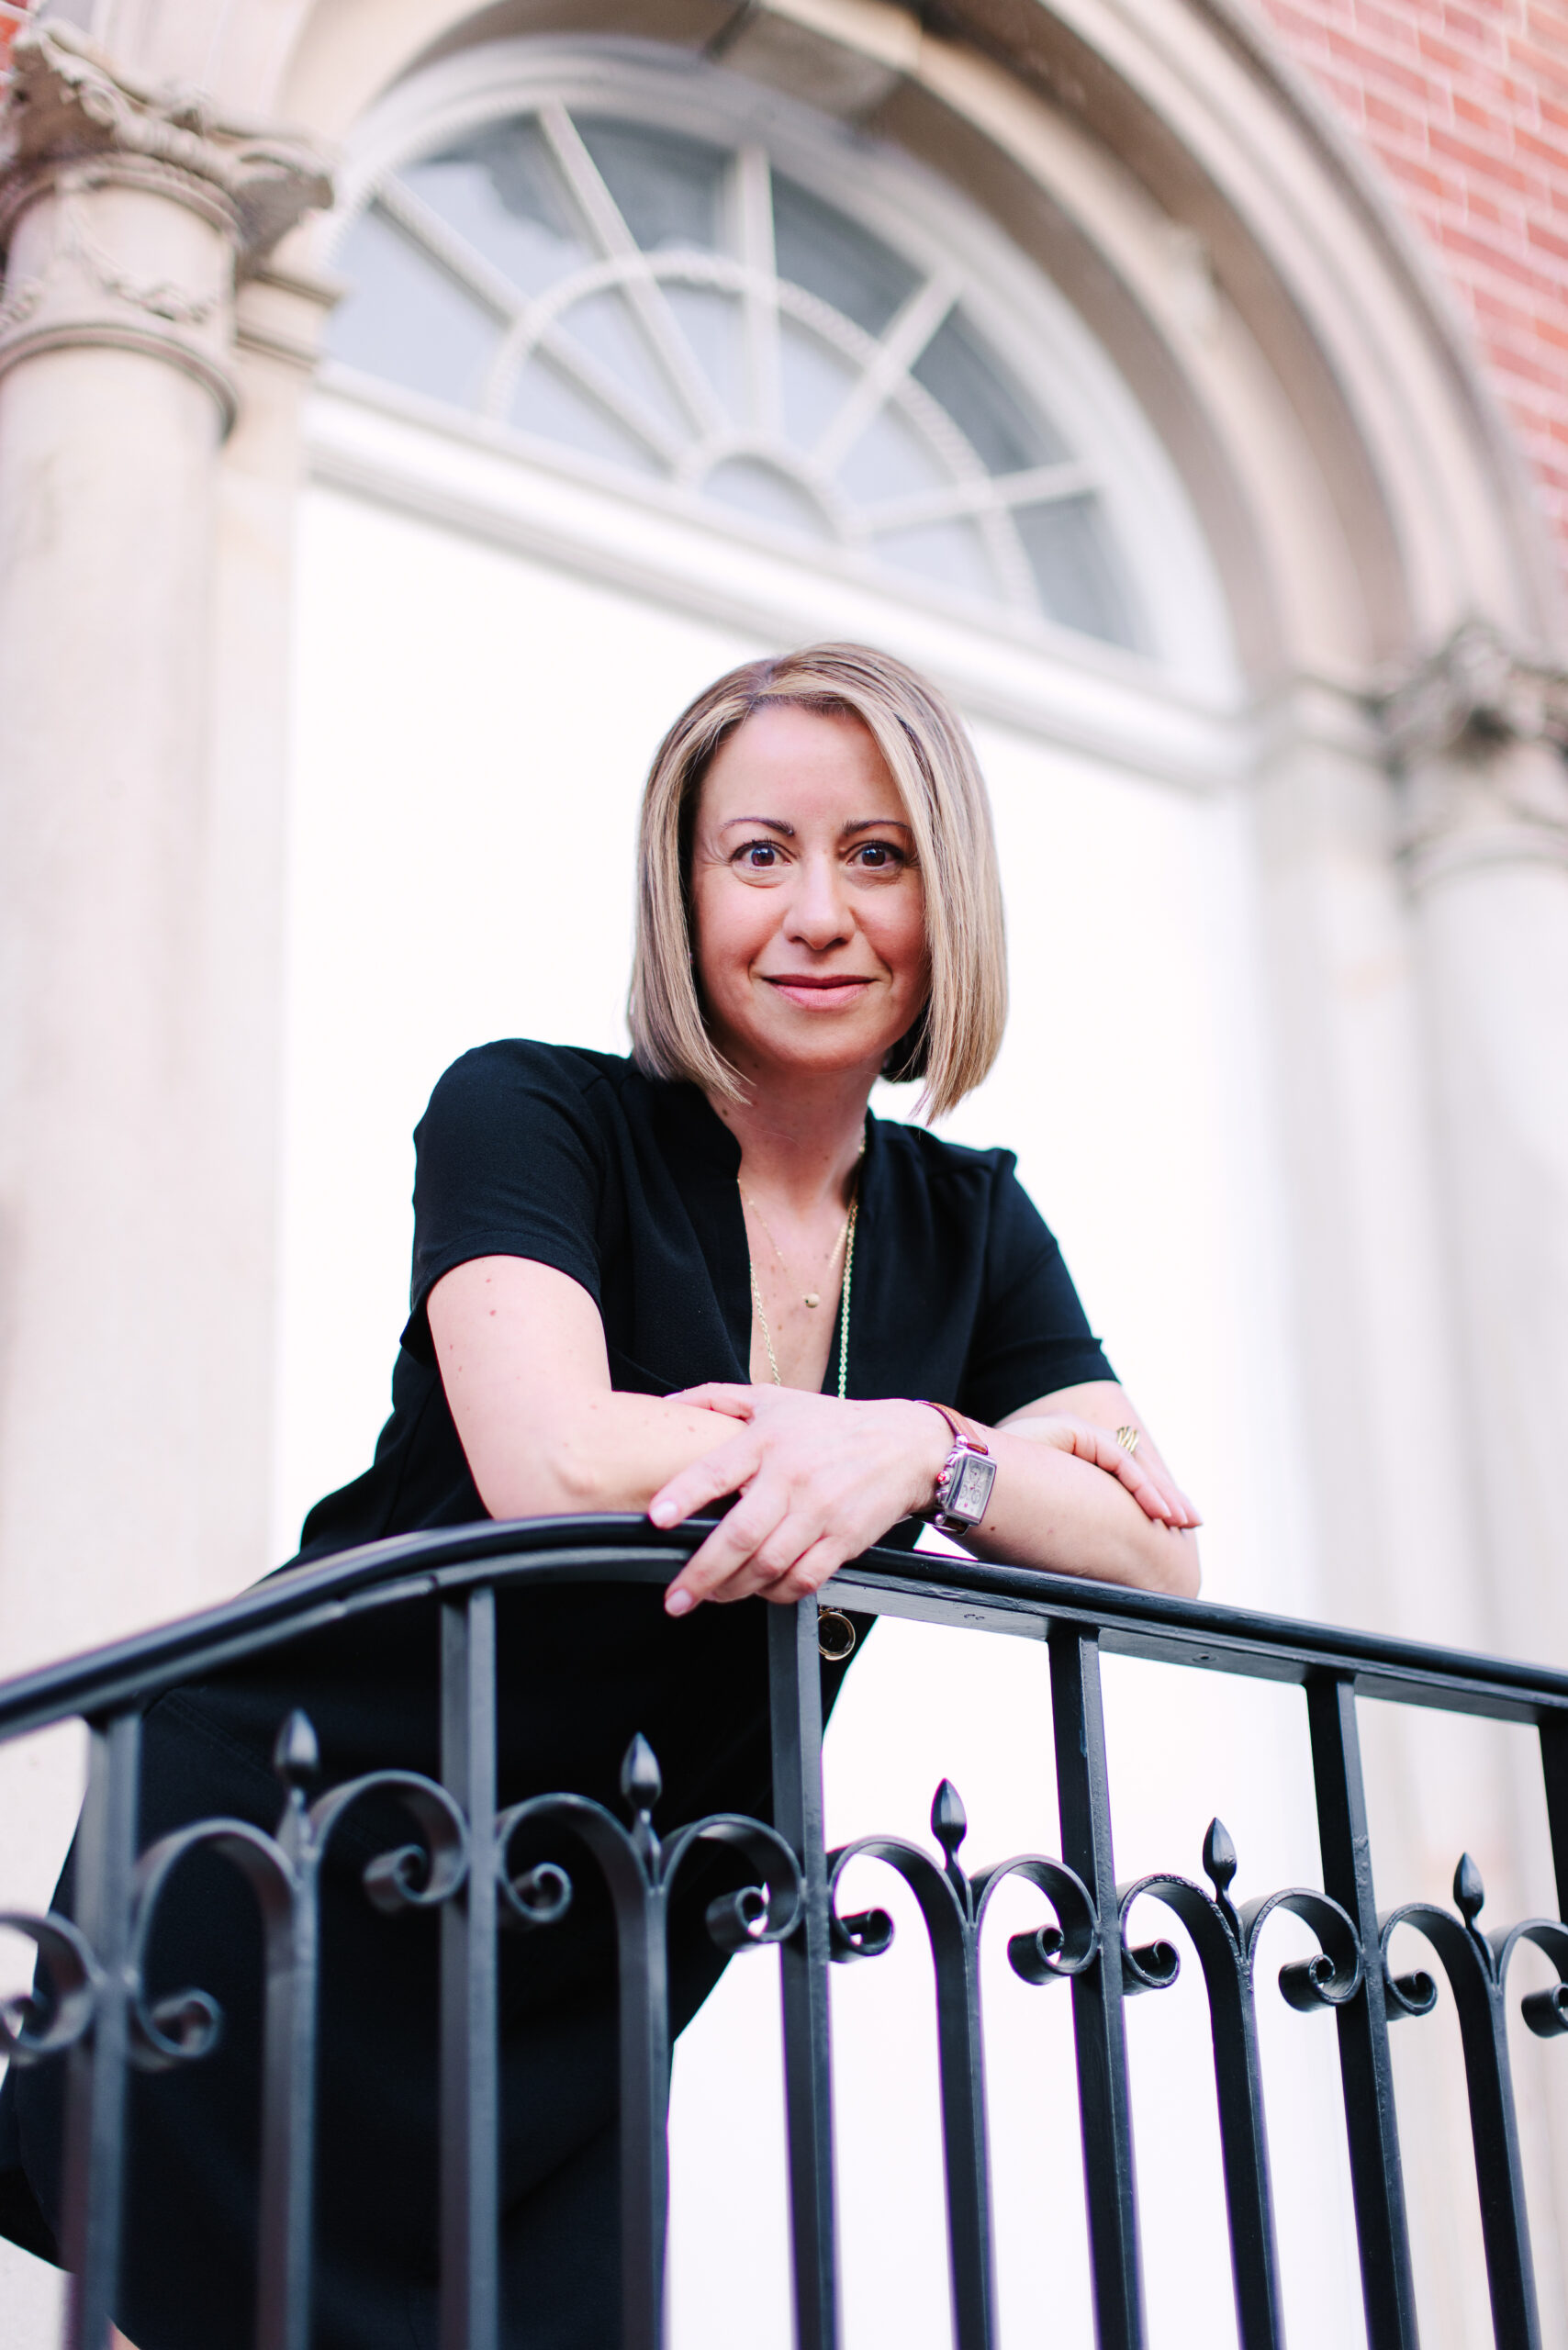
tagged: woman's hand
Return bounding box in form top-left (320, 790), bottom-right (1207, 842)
top-left (651, 1386), bottom-right (950, 1614)
top-left (1002, 1412), bottom-right (1200, 1528)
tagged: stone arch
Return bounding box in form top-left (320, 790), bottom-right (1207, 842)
top-left (209, 0), bottom-right (1563, 681)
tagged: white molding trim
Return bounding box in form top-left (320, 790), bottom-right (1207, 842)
top-left (306, 374), bottom-right (1252, 784)
top-left (311, 35), bottom-right (1240, 696)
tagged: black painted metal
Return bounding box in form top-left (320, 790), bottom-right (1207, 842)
top-left (1049, 1626), bottom-right (1145, 2350)
top-left (1117, 1819), bottom-right (1361, 2350)
top-left (61, 1711), bottom-right (140, 2350)
top-left (3, 1516), bottom-right (1568, 2350)
top-left (442, 1587), bottom-right (498, 2350)
top-left (826, 1777), bottom-right (1096, 2350)
top-left (1305, 1674), bottom-right (1421, 2350)
top-left (767, 1598), bottom-right (840, 2350)
top-left (1382, 1857), bottom-right (1568, 2350)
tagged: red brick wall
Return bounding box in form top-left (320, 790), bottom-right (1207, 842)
top-left (1249, 0), bottom-right (1568, 603)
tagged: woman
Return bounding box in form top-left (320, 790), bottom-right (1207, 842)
top-left (0, 643), bottom-right (1197, 2348)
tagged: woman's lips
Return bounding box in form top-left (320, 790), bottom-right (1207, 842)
top-left (763, 974), bottom-right (874, 1009)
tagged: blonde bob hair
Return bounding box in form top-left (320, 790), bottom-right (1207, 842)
top-left (628, 643), bottom-right (1007, 1121)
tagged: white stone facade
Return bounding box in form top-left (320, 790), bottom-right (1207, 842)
top-left (0, 2), bottom-right (1565, 2344)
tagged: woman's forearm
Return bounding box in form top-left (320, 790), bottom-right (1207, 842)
top-left (470, 1389), bottom-right (743, 1520)
top-left (964, 1428), bottom-right (1200, 1595)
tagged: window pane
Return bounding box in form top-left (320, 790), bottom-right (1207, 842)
top-left (834, 406), bottom-right (947, 505)
top-left (663, 283), bottom-right (745, 422)
top-left (556, 290), bottom-right (691, 442)
top-left (771, 175), bottom-right (918, 338)
top-left (404, 122), bottom-right (588, 297)
top-left (871, 519), bottom-right (995, 602)
top-left (328, 207), bottom-right (499, 408)
top-left (911, 309), bottom-right (1067, 476)
top-left (510, 356), bottom-right (664, 476)
top-left (778, 319), bottom-right (857, 449)
top-left (1013, 497), bottom-right (1142, 647)
top-left (704, 457), bottom-right (832, 538)
top-left (575, 118), bottom-right (727, 252)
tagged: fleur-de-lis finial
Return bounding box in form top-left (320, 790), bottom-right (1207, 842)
top-left (1203, 1817), bottom-right (1238, 1897)
top-left (272, 1709), bottom-right (319, 1795)
top-left (1453, 1852), bottom-right (1485, 1928)
top-left (1203, 1818), bottom-right (1241, 1933)
top-left (931, 1779), bottom-right (967, 1861)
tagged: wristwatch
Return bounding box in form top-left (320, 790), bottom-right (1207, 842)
top-left (918, 1402), bottom-right (997, 1534)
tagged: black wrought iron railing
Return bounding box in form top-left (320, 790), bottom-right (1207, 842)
top-left (1, 1515), bottom-right (1566, 2350)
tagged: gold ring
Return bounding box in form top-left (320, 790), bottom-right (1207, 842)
top-left (1115, 1425), bottom-right (1139, 1456)
top-left (816, 1607), bottom-right (857, 1662)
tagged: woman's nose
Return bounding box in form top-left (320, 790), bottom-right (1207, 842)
top-left (785, 852), bottom-right (852, 947)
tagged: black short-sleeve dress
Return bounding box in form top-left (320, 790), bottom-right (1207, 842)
top-left (0, 1042), bottom-right (1112, 2350)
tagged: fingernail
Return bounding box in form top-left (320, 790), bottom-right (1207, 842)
top-left (665, 1588), bottom-right (694, 1617)
top-left (650, 1505), bottom-right (671, 1528)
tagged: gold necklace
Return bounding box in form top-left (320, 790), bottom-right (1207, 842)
top-left (747, 1196), bottom-right (858, 1400)
top-left (740, 1187), bottom-right (851, 1310)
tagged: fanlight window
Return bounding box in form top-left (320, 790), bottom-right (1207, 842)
top-left (328, 106), bottom-right (1142, 649)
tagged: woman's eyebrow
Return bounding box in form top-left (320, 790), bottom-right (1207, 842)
top-left (841, 817), bottom-right (913, 835)
top-left (718, 815), bottom-right (793, 834)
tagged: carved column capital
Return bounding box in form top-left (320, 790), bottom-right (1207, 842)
top-left (0, 20), bottom-right (331, 427)
top-left (1379, 621), bottom-right (1568, 890)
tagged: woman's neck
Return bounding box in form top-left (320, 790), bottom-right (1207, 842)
top-left (704, 1067), bottom-right (871, 1213)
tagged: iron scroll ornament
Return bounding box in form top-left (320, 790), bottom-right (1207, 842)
top-left (1381, 1853), bottom-right (1568, 2350)
top-left (825, 1777), bottom-right (1099, 2350)
top-left (4, 1711), bottom-right (470, 2350)
top-left (0, 1909), bottom-right (101, 2065)
top-left (494, 1732), bottom-right (804, 2350)
top-left (1116, 1819), bottom-right (1363, 2350)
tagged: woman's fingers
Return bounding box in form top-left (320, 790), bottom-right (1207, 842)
top-left (1097, 1438), bottom-right (1201, 1528)
top-left (1012, 1415), bottom-right (1200, 1527)
top-left (666, 1383), bottom-right (756, 1420)
top-left (664, 1479), bottom-right (804, 1613)
top-left (649, 1430), bottom-right (761, 1534)
top-left (767, 1537), bottom-right (845, 1602)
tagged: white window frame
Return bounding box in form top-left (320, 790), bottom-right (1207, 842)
top-left (308, 35), bottom-right (1244, 771)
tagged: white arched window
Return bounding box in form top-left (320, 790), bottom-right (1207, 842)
top-left (319, 44), bottom-right (1232, 680)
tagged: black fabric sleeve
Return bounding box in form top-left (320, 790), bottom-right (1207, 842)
top-left (957, 1158), bottom-right (1115, 1426)
top-left (399, 1044), bottom-right (607, 1363)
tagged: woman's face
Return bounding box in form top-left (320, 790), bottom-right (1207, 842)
top-left (689, 702), bottom-right (930, 1089)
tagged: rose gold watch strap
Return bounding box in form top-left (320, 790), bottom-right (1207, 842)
top-left (914, 1399), bottom-right (989, 1456)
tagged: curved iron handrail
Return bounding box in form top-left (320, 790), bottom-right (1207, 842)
top-left (6, 1511), bottom-right (1568, 1745)
top-left (4, 1515), bottom-right (1568, 2350)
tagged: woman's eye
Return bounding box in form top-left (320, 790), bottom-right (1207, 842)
top-left (852, 841), bottom-right (903, 869)
top-left (734, 840), bottom-right (781, 869)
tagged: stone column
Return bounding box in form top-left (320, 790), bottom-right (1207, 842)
top-left (0, 20), bottom-right (329, 1689)
top-left (1385, 623), bottom-right (1568, 1676)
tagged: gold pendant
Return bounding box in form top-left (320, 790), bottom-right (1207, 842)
top-left (804, 1291), bottom-right (820, 1307)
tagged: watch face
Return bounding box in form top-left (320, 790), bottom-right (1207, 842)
top-left (950, 1451), bottom-right (996, 1522)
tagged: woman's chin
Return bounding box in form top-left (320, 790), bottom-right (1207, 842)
top-left (728, 1024), bottom-right (898, 1085)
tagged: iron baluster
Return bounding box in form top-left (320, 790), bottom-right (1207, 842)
top-left (441, 1585), bottom-right (501, 2350)
top-left (1049, 1624), bottom-right (1145, 2350)
top-left (56, 1708), bottom-right (140, 2350)
top-left (1381, 1855), bottom-right (1568, 2350)
top-left (1117, 1820), bottom-right (1362, 2350)
top-left (121, 1712), bottom-right (466, 2350)
top-left (1305, 1673), bottom-right (1421, 2350)
top-left (826, 1777), bottom-right (1098, 2350)
top-left (1536, 1713), bottom-right (1568, 1925)
top-left (768, 1595), bottom-right (839, 2350)
top-left (6, 1525), bottom-right (1568, 2348)
top-left (494, 1732), bottom-right (803, 2350)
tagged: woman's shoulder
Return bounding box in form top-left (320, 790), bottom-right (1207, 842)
top-left (871, 1113), bottom-right (1019, 1192)
top-left (422, 1037), bottom-right (640, 1120)
top-left (436, 1035), bottom-right (634, 1091)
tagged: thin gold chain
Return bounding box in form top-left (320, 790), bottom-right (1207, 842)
top-left (740, 1185), bottom-right (850, 1308)
top-left (748, 1195), bottom-right (858, 1400)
